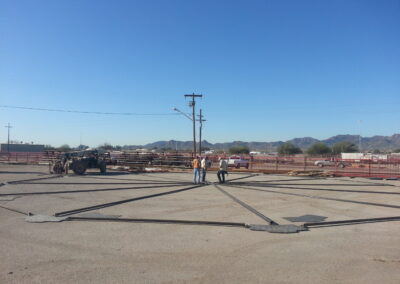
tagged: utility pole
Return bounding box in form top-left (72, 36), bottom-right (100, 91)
top-left (184, 93), bottom-right (202, 156)
top-left (5, 123), bottom-right (12, 153)
top-left (358, 120), bottom-right (362, 152)
top-left (197, 109), bottom-right (206, 155)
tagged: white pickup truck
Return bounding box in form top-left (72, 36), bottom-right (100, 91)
top-left (314, 159), bottom-right (350, 168)
top-left (227, 156), bottom-right (249, 169)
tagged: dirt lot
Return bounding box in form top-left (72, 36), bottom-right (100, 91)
top-left (1, 164), bottom-right (399, 284)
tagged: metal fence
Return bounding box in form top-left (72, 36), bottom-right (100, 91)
top-left (245, 155), bottom-right (400, 178)
top-left (1, 152), bottom-right (399, 178)
top-left (0, 152), bottom-right (52, 163)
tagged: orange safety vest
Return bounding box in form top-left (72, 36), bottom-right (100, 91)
top-left (192, 159), bottom-right (200, 168)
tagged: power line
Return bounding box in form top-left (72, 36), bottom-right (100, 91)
top-left (0, 105), bottom-right (179, 116)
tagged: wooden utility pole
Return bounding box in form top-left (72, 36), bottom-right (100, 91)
top-left (5, 123), bottom-right (12, 152)
top-left (197, 109), bottom-right (206, 155)
top-left (184, 93), bottom-right (202, 156)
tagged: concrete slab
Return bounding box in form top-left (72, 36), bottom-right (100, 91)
top-left (1, 164), bottom-right (399, 283)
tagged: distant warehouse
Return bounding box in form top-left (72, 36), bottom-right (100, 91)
top-left (0, 144), bottom-right (44, 152)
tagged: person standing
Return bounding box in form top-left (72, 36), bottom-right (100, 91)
top-left (201, 156), bottom-right (210, 183)
top-left (192, 156), bottom-right (201, 184)
top-left (217, 157), bottom-right (228, 183)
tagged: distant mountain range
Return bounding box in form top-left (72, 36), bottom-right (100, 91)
top-left (122, 134), bottom-right (400, 152)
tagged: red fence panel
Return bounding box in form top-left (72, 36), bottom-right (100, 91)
top-left (1, 151), bottom-right (399, 178)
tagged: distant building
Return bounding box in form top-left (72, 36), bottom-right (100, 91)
top-left (0, 144), bottom-right (45, 152)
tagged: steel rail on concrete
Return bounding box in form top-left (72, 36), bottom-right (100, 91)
top-left (67, 216), bottom-right (248, 228)
top-left (54, 184), bottom-right (205, 217)
top-left (77, 175), bottom-right (191, 183)
top-left (232, 182), bottom-right (400, 195)
top-left (214, 184), bottom-right (279, 225)
top-left (236, 180), bottom-right (394, 186)
top-left (0, 183), bottom-right (190, 196)
top-left (331, 177), bottom-right (396, 186)
top-left (303, 216), bottom-right (400, 228)
top-left (230, 184), bottom-right (400, 209)
top-left (0, 205), bottom-right (30, 216)
top-left (225, 173), bottom-right (259, 182)
top-left (4, 175), bottom-right (63, 185)
top-left (17, 181), bottom-right (191, 185)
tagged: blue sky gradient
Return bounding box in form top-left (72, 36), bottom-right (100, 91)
top-left (1, 0), bottom-right (399, 147)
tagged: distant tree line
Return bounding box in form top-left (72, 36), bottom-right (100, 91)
top-left (228, 146), bottom-right (250, 154)
top-left (277, 141), bottom-right (360, 155)
top-left (44, 141), bottom-right (400, 154)
top-left (45, 143), bottom-right (121, 152)
top-left (277, 143), bottom-right (302, 155)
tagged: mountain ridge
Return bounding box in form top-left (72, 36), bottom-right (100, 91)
top-left (122, 134), bottom-right (400, 151)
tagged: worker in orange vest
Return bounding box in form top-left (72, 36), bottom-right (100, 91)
top-left (192, 156), bottom-right (201, 184)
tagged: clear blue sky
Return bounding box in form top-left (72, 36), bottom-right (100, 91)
top-left (1, 0), bottom-right (399, 147)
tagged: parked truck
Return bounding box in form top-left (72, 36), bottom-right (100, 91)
top-left (227, 156), bottom-right (249, 169)
top-left (49, 149), bottom-right (107, 175)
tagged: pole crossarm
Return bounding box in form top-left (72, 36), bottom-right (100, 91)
top-left (184, 93), bottom-right (203, 99)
